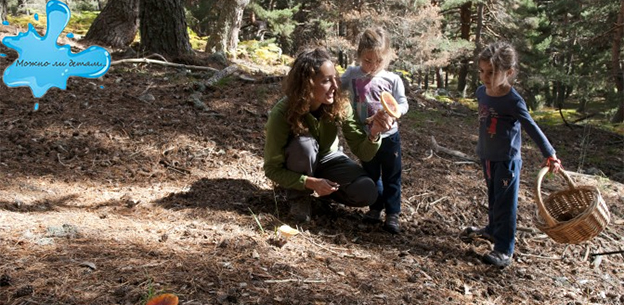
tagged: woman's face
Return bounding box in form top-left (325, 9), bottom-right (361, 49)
top-left (310, 60), bottom-right (338, 111)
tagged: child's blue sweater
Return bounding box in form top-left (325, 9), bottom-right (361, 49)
top-left (476, 85), bottom-right (555, 161)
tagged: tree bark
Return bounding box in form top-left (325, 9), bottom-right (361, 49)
top-left (0, 0), bottom-right (7, 22)
top-left (470, 2), bottom-right (483, 92)
top-left (84, 0), bottom-right (139, 48)
top-left (139, 0), bottom-right (193, 59)
top-left (611, 0), bottom-right (624, 123)
top-left (205, 0), bottom-right (250, 59)
top-left (436, 67), bottom-right (444, 89)
top-left (456, 1), bottom-right (472, 93)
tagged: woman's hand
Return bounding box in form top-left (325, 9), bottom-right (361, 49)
top-left (305, 177), bottom-right (340, 197)
top-left (543, 155), bottom-right (562, 173)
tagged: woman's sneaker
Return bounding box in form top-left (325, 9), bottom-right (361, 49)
top-left (460, 226), bottom-right (494, 243)
top-left (290, 198), bottom-right (311, 223)
top-left (482, 250), bottom-right (512, 268)
top-left (363, 209), bottom-right (382, 224)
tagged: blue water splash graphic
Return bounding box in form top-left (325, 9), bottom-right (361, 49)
top-left (34, 13), bottom-right (39, 21)
top-left (67, 33), bottom-right (74, 38)
top-left (34, 103), bottom-right (39, 111)
top-left (1, 0), bottom-right (111, 98)
top-left (1, 22), bottom-right (6, 56)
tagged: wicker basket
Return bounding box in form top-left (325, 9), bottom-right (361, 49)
top-left (534, 167), bottom-right (610, 244)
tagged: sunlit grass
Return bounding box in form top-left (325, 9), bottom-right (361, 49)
top-left (6, 11), bottom-right (98, 37)
top-left (531, 108), bottom-right (574, 126)
top-left (188, 28), bottom-right (207, 51)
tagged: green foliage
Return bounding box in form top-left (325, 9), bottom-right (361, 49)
top-left (6, 14), bottom-right (46, 29)
top-left (395, 69), bottom-right (412, 83)
top-left (7, 10), bottom-right (98, 36)
top-left (188, 28), bottom-right (208, 51)
top-left (214, 75), bottom-right (234, 88)
top-left (248, 2), bottom-right (299, 39)
top-left (139, 277), bottom-right (161, 305)
top-left (237, 39), bottom-right (289, 66)
top-left (66, 11), bottom-right (98, 35)
top-left (435, 95), bottom-right (454, 104)
top-left (456, 97), bottom-right (478, 111)
top-left (405, 106), bottom-right (443, 128)
top-left (531, 108), bottom-right (575, 126)
top-left (248, 208), bottom-right (265, 234)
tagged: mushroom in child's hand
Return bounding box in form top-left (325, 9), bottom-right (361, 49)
top-left (365, 91), bottom-right (401, 124)
top-left (380, 91), bottom-right (401, 119)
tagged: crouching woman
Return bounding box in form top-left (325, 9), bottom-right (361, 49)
top-left (263, 48), bottom-right (391, 223)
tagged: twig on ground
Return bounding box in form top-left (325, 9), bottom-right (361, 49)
top-left (517, 227), bottom-right (537, 233)
top-left (299, 231), bottom-right (370, 259)
top-left (264, 279), bottom-right (326, 284)
top-left (422, 149), bottom-right (434, 160)
top-left (430, 136), bottom-right (478, 162)
top-left (111, 57), bottom-right (218, 72)
top-left (427, 196), bottom-right (448, 206)
top-left (139, 82), bottom-right (154, 96)
top-left (590, 249), bottom-right (624, 257)
top-left (516, 252), bottom-right (561, 260)
top-left (57, 153), bottom-right (70, 167)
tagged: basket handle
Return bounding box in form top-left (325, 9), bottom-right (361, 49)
top-left (535, 167), bottom-right (577, 227)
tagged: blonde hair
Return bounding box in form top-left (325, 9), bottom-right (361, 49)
top-left (282, 48), bottom-right (347, 136)
top-left (357, 27), bottom-right (394, 69)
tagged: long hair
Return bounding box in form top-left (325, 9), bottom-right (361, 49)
top-left (282, 48), bottom-right (347, 136)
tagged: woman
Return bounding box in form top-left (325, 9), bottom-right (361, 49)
top-left (263, 48), bottom-right (392, 223)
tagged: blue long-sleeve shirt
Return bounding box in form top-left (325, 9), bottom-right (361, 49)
top-left (476, 85), bottom-right (555, 161)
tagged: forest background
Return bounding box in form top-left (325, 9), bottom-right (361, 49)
top-left (0, 0), bottom-right (623, 305)
top-left (1, 0), bottom-right (623, 125)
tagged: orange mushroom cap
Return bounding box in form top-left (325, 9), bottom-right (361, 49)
top-left (380, 92), bottom-right (400, 119)
top-left (145, 293), bottom-right (179, 305)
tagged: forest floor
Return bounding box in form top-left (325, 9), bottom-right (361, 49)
top-left (1, 28), bottom-right (624, 305)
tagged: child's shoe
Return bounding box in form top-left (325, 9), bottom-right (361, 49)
top-left (460, 226), bottom-right (494, 243)
top-left (383, 213), bottom-right (400, 234)
top-left (482, 250), bottom-right (512, 268)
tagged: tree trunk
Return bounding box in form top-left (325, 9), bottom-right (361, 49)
top-left (470, 2), bottom-right (484, 94)
top-left (84, 0), bottom-right (139, 48)
top-left (204, 0), bottom-right (250, 59)
top-left (436, 67), bottom-right (443, 89)
top-left (0, 0), bottom-right (7, 22)
top-left (456, 1), bottom-right (471, 93)
top-left (139, 0), bottom-right (193, 59)
top-left (611, 0), bottom-right (624, 123)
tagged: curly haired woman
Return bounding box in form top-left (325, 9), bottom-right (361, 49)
top-left (264, 47), bottom-right (392, 223)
